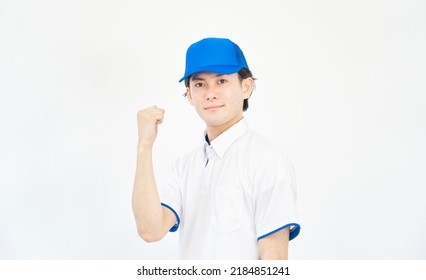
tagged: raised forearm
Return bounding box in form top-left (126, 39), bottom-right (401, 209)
top-left (132, 106), bottom-right (170, 242)
top-left (132, 144), bottom-right (166, 242)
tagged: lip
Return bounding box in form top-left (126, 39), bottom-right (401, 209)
top-left (204, 105), bottom-right (224, 111)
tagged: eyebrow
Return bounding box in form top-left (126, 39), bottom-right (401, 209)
top-left (191, 74), bottom-right (225, 81)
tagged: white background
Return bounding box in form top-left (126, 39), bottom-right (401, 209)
top-left (1, 0), bottom-right (425, 259)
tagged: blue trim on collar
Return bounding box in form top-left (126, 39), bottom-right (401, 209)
top-left (205, 134), bottom-right (211, 145)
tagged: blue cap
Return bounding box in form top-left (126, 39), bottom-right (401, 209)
top-left (179, 38), bottom-right (249, 83)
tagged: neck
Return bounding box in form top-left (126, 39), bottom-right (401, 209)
top-left (206, 115), bottom-right (243, 142)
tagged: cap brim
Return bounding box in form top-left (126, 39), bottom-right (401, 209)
top-left (179, 65), bottom-right (243, 83)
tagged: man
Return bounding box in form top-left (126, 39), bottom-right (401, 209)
top-left (133, 38), bottom-right (300, 259)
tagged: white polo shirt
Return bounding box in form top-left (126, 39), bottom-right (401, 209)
top-left (160, 118), bottom-right (300, 259)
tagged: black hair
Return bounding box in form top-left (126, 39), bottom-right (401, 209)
top-left (184, 68), bottom-right (256, 112)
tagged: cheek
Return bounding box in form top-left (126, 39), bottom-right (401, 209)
top-left (189, 94), bottom-right (201, 105)
top-left (187, 90), bottom-right (199, 105)
top-left (228, 90), bottom-right (245, 107)
top-left (188, 96), bottom-right (194, 106)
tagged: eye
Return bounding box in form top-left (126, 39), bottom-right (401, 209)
top-left (194, 82), bottom-right (204, 88)
top-left (218, 79), bottom-right (227, 84)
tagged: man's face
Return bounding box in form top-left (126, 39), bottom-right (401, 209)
top-left (186, 72), bottom-right (253, 129)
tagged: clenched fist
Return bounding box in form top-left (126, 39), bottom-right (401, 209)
top-left (137, 105), bottom-right (165, 147)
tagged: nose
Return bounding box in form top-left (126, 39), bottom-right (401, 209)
top-left (205, 85), bottom-right (218, 101)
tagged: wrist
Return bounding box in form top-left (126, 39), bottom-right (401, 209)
top-left (138, 141), bottom-right (154, 152)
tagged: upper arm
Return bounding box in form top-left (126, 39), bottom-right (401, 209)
top-left (258, 227), bottom-right (290, 260)
top-left (253, 152), bottom-right (300, 257)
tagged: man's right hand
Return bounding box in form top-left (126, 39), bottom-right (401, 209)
top-left (137, 105), bottom-right (165, 147)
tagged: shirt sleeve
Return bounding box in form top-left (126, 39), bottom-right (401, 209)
top-left (253, 152), bottom-right (301, 241)
top-left (158, 161), bottom-right (182, 232)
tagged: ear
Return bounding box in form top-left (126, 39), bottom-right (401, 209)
top-left (242, 77), bottom-right (254, 99)
top-left (186, 87), bottom-right (195, 106)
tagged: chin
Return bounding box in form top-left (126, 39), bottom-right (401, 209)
top-left (201, 116), bottom-right (227, 127)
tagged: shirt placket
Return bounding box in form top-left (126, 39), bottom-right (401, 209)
top-left (201, 145), bottom-right (215, 194)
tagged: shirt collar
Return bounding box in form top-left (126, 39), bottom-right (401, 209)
top-left (204, 118), bottom-right (250, 159)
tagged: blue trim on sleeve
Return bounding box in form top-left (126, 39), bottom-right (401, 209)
top-left (161, 203), bottom-right (180, 232)
top-left (257, 223), bottom-right (301, 241)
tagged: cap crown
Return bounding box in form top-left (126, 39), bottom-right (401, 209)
top-left (179, 38), bottom-right (249, 82)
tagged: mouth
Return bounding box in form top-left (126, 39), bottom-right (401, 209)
top-left (204, 105), bottom-right (224, 111)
